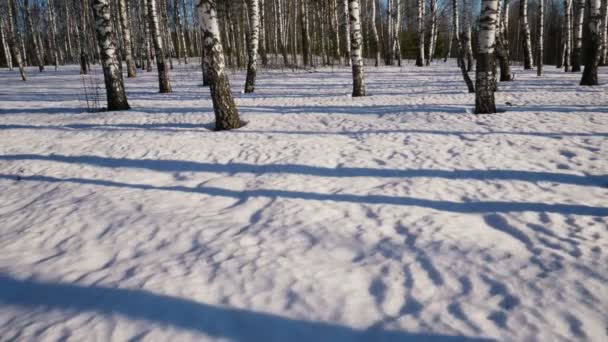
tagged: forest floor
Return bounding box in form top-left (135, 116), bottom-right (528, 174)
top-left (0, 61), bottom-right (607, 341)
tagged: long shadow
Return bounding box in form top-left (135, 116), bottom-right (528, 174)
top-left (0, 154), bottom-right (605, 188)
top-left (0, 273), bottom-right (490, 342)
top-left (1, 123), bottom-right (607, 139)
top-left (2, 174), bottom-right (607, 216)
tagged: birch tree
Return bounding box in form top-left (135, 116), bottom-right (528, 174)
top-left (520, 0), bottom-right (533, 69)
top-left (496, 0), bottom-right (513, 81)
top-left (148, 0), bottom-right (172, 93)
top-left (427, 0), bottom-right (438, 65)
top-left (0, 18), bottom-right (11, 70)
top-left (581, 0), bottom-right (602, 85)
top-left (537, 0), bottom-right (544, 76)
top-left (349, 0), bottom-right (365, 96)
top-left (571, 0), bottom-right (585, 71)
top-left (463, 0), bottom-right (474, 70)
top-left (370, 0), bottom-right (380, 66)
top-left (416, 0), bottom-right (425, 66)
top-left (392, 0), bottom-right (401, 66)
top-left (245, 0), bottom-right (260, 93)
top-left (24, 0), bottom-right (43, 72)
top-left (91, 0), bottom-right (130, 110)
top-left (600, 0), bottom-right (608, 65)
top-left (197, 0), bottom-right (241, 130)
top-left (118, 0), bottom-right (136, 78)
top-left (342, 0), bottom-right (351, 66)
top-left (453, 0), bottom-right (475, 92)
top-left (475, 0), bottom-right (498, 114)
top-left (563, 0), bottom-right (572, 71)
top-left (7, 0), bottom-right (25, 80)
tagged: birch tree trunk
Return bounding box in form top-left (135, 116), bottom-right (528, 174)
top-left (563, 0), bottom-right (573, 71)
top-left (148, 0), bottom-right (172, 93)
top-left (600, 0), bottom-right (608, 64)
top-left (386, 0), bottom-right (393, 65)
top-left (79, 0), bottom-right (90, 74)
top-left (48, 0), bottom-right (60, 70)
top-left (0, 18), bottom-right (12, 70)
top-left (197, 0), bottom-right (241, 130)
top-left (427, 0), bottom-right (438, 65)
top-left (276, 0), bottom-right (289, 65)
top-left (454, 0), bottom-right (475, 92)
top-left (91, 0), bottom-right (130, 110)
top-left (7, 0), bottom-right (26, 80)
top-left (581, 0), bottom-right (602, 85)
top-left (416, 0), bottom-right (425, 66)
top-left (24, 0), bottom-right (43, 72)
top-left (475, 0), bottom-right (498, 114)
top-left (519, 0), bottom-right (533, 69)
top-left (259, 0), bottom-right (268, 66)
top-left (496, 0), bottom-right (513, 81)
top-left (371, 0), bottom-right (380, 66)
top-left (463, 0), bottom-right (474, 70)
top-left (349, 0), bottom-right (365, 96)
top-left (392, 0), bottom-right (401, 66)
top-left (301, 0), bottom-right (311, 66)
top-left (342, 0), bottom-right (352, 66)
top-left (537, 0), bottom-right (544, 76)
top-left (245, 0), bottom-right (260, 93)
top-left (571, 0), bottom-right (585, 71)
top-left (444, 23), bottom-right (453, 62)
top-left (118, 0), bottom-right (137, 77)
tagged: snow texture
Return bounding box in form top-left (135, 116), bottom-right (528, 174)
top-left (0, 62), bottom-right (607, 341)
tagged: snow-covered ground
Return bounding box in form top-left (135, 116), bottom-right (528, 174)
top-left (0, 61), bottom-right (606, 341)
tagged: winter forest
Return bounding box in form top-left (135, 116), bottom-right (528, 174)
top-left (0, 0), bottom-right (606, 341)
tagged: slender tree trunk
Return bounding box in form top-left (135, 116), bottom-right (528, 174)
top-left (349, 0), bottom-right (365, 96)
top-left (48, 0), bottom-right (60, 70)
top-left (118, 0), bottom-right (137, 77)
top-left (392, 0), bottom-right (401, 66)
top-left (537, 0), bottom-right (544, 75)
top-left (182, 0), bottom-right (192, 57)
top-left (416, 0), bottom-right (425, 66)
top-left (454, 0), bottom-right (475, 92)
top-left (600, 0), bottom-right (608, 64)
top-left (496, 0), bottom-right (513, 81)
top-left (564, 0), bottom-right (573, 71)
top-left (259, 0), bottom-right (268, 65)
top-left (331, 0), bottom-right (341, 63)
top-left (519, 0), bottom-right (533, 69)
top-left (142, 0), bottom-right (153, 72)
top-left (301, 0), bottom-right (311, 66)
top-left (581, 0), bottom-right (602, 85)
top-left (571, 0), bottom-right (585, 71)
top-left (91, 0), bottom-right (130, 110)
top-left (24, 0), bottom-right (43, 72)
top-left (7, 0), bottom-right (25, 80)
top-left (148, 0), bottom-right (173, 92)
top-left (197, 0), bottom-right (241, 130)
top-left (342, 0), bottom-right (351, 66)
top-left (386, 0), bottom-right (393, 65)
top-left (463, 0), bottom-right (474, 70)
top-left (79, 0), bottom-right (90, 74)
top-left (0, 18), bottom-right (12, 70)
top-left (445, 23), bottom-right (453, 62)
top-left (427, 0), bottom-right (437, 65)
top-left (476, 0), bottom-right (498, 114)
top-left (276, 0), bottom-right (289, 65)
top-left (371, 0), bottom-right (380, 66)
top-left (245, 0), bottom-right (260, 93)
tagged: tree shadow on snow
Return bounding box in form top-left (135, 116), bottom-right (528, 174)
top-left (1, 173), bottom-right (606, 216)
top-left (0, 273), bottom-right (492, 342)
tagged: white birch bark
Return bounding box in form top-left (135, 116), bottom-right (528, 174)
top-left (571, 0), bottom-right (585, 71)
top-left (0, 18), bottom-right (12, 70)
top-left (7, 0), bottom-right (25, 80)
top-left (416, 0), bottom-right (425, 66)
top-left (24, 0), bottom-right (43, 72)
top-left (342, 0), bottom-right (351, 66)
top-left (148, 0), bottom-right (172, 93)
top-left (197, 0), bottom-right (241, 130)
top-left (371, 0), bottom-right (380, 66)
top-left (563, 0), bottom-right (572, 71)
top-left (245, 0), bottom-right (260, 93)
top-left (349, 0), bottom-right (365, 96)
top-left (537, 0), bottom-right (544, 76)
top-left (91, 0), bottom-right (130, 110)
top-left (119, 0), bottom-right (137, 77)
top-left (581, 0), bottom-right (602, 85)
top-left (475, 0), bottom-right (498, 114)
